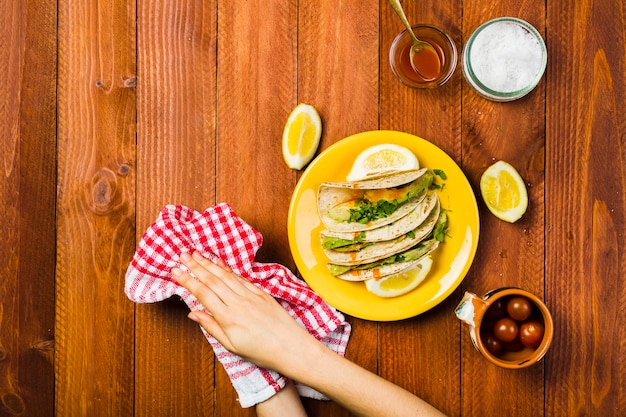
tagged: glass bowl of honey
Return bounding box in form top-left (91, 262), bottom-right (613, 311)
top-left (389, 24), bottom-right (457, 89)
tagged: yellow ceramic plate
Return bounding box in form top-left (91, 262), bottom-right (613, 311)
top-left (287, 130), bottom-right (479, 321)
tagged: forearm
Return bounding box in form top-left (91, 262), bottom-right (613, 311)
top-left (255, 380), bottom-right (307, 417)
top-left (280, 337), bottom-right (447, 417)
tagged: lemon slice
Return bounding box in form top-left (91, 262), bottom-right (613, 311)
top-left (346, 144), bottom-right (419, 181)
top-left (365, 256), bottom-right (433, 298)
top-left (282, 103), bottom-right (322, 170)
top-left (480, 160), bottom-right (528, 223)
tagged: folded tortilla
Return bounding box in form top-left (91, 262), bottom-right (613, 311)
top-left (322, 195), bottom-right (440, 266)
top-left (330, 239), bottom-right (440, 282)
top-left (317, 168), bottom-right (432, 233)
top-left (321, 192), bottom-right (439, 247)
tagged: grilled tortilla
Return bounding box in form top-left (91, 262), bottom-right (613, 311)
top-left (322, 194), bottom-right (440, 265)
top-left (321, 192), bottom-right (440, 249)
top-left (329, 238), bottom-right (440, 282)
top-left (317, 168), bottom-right (433, 233)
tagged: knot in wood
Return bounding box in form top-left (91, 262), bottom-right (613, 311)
top-left (122, 76), bottom-right (137, 88)
top-left (32, 339), bottom-right (54, 353)
top-left (118, 163), bottom-right (131, 176)
top-left (1, 392), bottom-right (25, 415)
top-left (89, 169), bottom-right (117, 215)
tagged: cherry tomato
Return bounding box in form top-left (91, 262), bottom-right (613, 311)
top-left (482, 332), bottom-right (503, 355)
top-left (519, 319), bottom-right (545, 348)
top-left (493, 317), bottom-right (519, 342)
top-left (506, 296), bottom-right (533, 321)
top-left (485, 298), bottom-right (506, 319)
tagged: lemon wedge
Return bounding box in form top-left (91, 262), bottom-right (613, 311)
top-left (480, 160), bottom-right (528, 223)
top-left (282, 103), bottom-right (322, 170)
top-left (346, 144), bottom-right (419, 181)
top-left (365, 256), bottom-right (433, 298)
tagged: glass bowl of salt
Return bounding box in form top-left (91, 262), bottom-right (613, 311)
top-left (462, 17), bottom-right (547, 102)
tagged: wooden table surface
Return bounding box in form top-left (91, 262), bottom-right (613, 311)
top-left (2, 0), bottom-right (625, 416)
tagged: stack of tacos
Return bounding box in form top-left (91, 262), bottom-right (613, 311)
top-left (317, 168), bottom-right (446, 282)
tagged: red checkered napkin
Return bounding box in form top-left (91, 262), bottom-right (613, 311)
top-left (125, 203), bottom-right (351, 408)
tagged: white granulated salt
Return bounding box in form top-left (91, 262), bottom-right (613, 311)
top-left (469, 21), bottom-right (543, 93)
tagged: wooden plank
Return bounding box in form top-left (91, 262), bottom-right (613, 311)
top-left (459, 1), bottom-right (547, 416)
top-left (55, 0), bottom-right (137, 415)
top-left (298, 0), bottom-right (380, 142)
top-left (379, 1), bottom-right (463, 415)
top-left (135, 0), bottom-right (218, 415)
top-left (216, 0), bottom-right (296, 268)
top-left (215, 0), bottom-right (297, 414)
top-left (297, 1), bottom-right (380, 415)
top-left (545, 0), bottom-right (626, 414)
top-left (0, 0), bottom-right (56, 414)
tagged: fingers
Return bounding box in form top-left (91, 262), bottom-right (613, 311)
top-left (173, 252), bottom-right (259, 351)
top-left (187, 310), bottom-right (234, 351)
top-left (179, 251), bottom-right (264, 298)
top-left (179, 252), bottom-right (244, 298)
top-left (171, 266), bottom-right (225, 312)
top-left (214, 257), bottom-right (231, 271)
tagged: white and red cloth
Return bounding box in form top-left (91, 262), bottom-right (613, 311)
top-left (125, 203), bottom-right (351, 408)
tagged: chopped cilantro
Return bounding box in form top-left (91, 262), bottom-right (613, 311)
top-left (433, 169), bottom-right (447, 180)
top-left (433, 211), bottom-right (448, 242)
top-left (430, 169), bottom-right (448, 192)
top-left (348, 199), bottom-right (399, 224)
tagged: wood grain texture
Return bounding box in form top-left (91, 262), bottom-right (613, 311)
top-left (545, 0), bottom-right (626, 414)
top-left (379, 21), bottom-right (465, 381)
top-left (135, 0), bottom-right (218, 415)
top-left (459, 1), bottom-right (547, 416)
top-left (56, 0), bottom-right (137, 415)
top-left (2, 0), bottom-right (624, 415)
top-left (0, 0), bottom-right (57, 414)
top-left (216, 0), bottom-right (296, 268)
top-left (299, 0), bottom-right (380, 142)
top-left (214, 1), bottom-right (297, 414)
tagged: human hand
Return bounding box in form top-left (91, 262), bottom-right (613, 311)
top-left (173, 254), bottom-right (447, 417)
top-left (172, 251), bottom-right (317, 372)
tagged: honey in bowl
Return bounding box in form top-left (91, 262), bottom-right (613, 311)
top-left (398, 39), bottom-right (446, 83)
top-left (390, 24), bottom-right (457, 89)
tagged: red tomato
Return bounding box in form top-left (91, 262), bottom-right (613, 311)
top-left (506, 296), bottom-right (533, 321)
top-left (519, 319), bottom-right (545, 348)
top-left (485, 299), bottom-right (506, 319)
top-left (493, 317), bottom-right (519, 342)
top-left (482, 332), bottom-right (503, 355)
